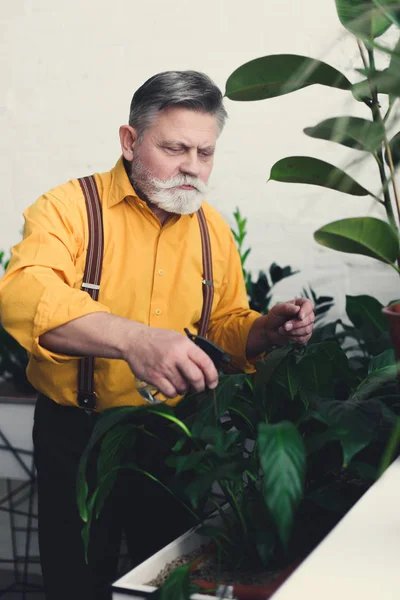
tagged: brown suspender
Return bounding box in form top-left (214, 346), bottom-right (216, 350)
top-left (77, 177), bottom-right (105, 410)
top-left (77, 175), bottom-right (214, 410)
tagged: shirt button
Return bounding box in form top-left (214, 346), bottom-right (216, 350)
top-left (158, 269), bottom-right (164, 276)
top-left (155, 308), bottom-right (162, 316)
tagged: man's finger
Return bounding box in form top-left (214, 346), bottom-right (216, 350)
top-left (272, 302), bottom-right (301, 318)
top-left (188, 345), bottom-right (219, 389)
top-left (293, 298), bottom-right (315, 320)
top-left (178, 361), bottom-right (206, 394)
top-left (279, 325), bottom-right (313, 337)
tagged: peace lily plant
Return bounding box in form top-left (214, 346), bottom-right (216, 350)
top-left (225, 0), bottom-right (400, 354)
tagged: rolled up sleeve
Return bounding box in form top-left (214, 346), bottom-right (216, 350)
top-left (0, 191), bottom-right (110, 363)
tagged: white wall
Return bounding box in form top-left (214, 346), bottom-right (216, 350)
top-left (1, 0), bottom-right (399, 319)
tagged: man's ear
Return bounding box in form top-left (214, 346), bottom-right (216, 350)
top-left (119, 125), bottom-right (138, 161)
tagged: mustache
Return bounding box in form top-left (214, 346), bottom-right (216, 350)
top-left (154, 174), bottom-right (209, 194)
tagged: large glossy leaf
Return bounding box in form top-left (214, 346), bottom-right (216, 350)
top-left (346, 295), bottom-right (388, 338)
top-left (225, 55), bottom-right (351, 101)
top-left (335, 0), bottom-right (395, 38)
top-left (351, 364), bottom-right (398, 402)
top-left (304, 117), bottom-right (385, 153)
top-left (255, 345), bottom-right (293, 385)
top-left (258, 421), bottom-right (306, 548)
top-left (318, 397), bottom-right (381, 465)
top-left (314, 217), bottom-right (399, 266)
top-left (269, 157), bottom-right (370, 196)
top-left (297, 341), bottom-right (349, 397)
top-left (372, 0), bottom-right (400, 26)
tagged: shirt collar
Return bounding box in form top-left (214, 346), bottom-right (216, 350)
top-left (107, 156), bottom-right (199, 218)
top-left (108, 156), bottom-right (139, 207)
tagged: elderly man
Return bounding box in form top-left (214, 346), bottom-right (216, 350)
top-left (0, 71), bottom-right (314, 600)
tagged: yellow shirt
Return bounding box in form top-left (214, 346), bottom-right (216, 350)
top-left (0, 158), bottom-right (261, 410)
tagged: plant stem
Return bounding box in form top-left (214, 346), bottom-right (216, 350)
top-left (357, 41), bottom-right (396, 225)
top-left (363, 44), bottom-right (400, 228)
top-left (222, 482), bottom-right (248, 536)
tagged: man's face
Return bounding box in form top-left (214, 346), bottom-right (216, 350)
top-left (127, 106), bottom-right (218, 214)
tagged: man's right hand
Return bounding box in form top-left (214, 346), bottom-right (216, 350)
top-left (40, 312), bottom-right (219, 398)
top-left (122, 325), bottom-right (219, 398)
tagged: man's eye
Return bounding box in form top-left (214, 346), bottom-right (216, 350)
top-left (165, 147), bottom-right (181, 153)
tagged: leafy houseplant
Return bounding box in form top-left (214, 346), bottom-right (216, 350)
top-left (225, 0), bottom-right (400, 360)
top-left (78, 299), bottom-right (399, 598)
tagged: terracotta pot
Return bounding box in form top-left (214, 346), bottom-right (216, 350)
top-left (382, 303), bottom-right (400, 363)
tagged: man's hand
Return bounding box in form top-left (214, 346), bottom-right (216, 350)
top-left (40, 313), bottom-right (219, 398)
top-left (246, 298), bottom-right (315, 358)
top-left (123, 325), bottom-right (219, 398)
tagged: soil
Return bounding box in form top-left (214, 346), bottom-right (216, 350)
top-left (147, 544), bottom-right (291, 590)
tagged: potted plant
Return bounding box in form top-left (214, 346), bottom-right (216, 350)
top-left (78, 313), bottom-right (399, 598)
top-left (225, 0), bottom-right (400, 359)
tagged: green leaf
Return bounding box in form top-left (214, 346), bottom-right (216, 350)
top-left (225, 55), bottom-right (351, 101)
top-left (255, 345), bottom-right (293, 386)
top-left (385, 131), bottom-right (400, 168)
top-left (304, 117), bottom-right (385, 153)
top-left (95, 424), bottom-right (138, 518)
top-left (184, 460), bottom-right (249, 509)
top-left (351, 365), bottom-right (398, 402)
top-left (318, 397), bottom-right (381, 465)
top-left (372, 0), bottom-right (400, 26)
top-left (297, 341), bottom-right (349, 397)
top-left (314, 217), bottom-right (399, 266)
top-left (274, 354), bottom-right (301, 400)
top-left (154, 563), bottom-right (191, 600)
top-left (191, 375), bottom-right (247, 438)
top-left (269, 157), bottom-right (371, 196)
top-left (346, 295), bottom-right (388, 337)
top-left (76, 404), bottom-right (181, 520)
top-left (368, 348), bottom-right (396, 372)
top-left (352, 69), bottom-right (400, 101)
top-left (258, 421), bottom-right (306, 548)
top-left (335, 0), bottom-right (395, 38)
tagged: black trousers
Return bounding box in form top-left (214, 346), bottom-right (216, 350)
top-left (33, 394), bottom-right (195, 600)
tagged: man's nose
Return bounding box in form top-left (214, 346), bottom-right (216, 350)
top-left (180, 151), bottom-right (201, 177)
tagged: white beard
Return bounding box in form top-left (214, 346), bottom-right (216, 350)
top-left (129, 156), bottom-right (209, 215)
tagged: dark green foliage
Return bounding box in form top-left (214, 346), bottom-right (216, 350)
top-left (0, 249), bottom-right (34, 395)
top-left (78, 294), bottom-right (399, 597)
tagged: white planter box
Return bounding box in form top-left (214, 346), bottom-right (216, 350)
top-left (112, 458), bottom-right (400, 600)
top-left (112, 519), bottom-right (217, 600)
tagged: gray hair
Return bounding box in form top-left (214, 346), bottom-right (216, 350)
top-left (128, 71), bottom-right (228, 140)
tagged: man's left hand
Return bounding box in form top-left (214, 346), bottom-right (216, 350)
top-left (246, 298), bottom-right (315, 358)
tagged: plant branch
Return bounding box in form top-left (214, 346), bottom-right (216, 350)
top-left (357, 41), bottom-right (399, 230)
top-left (383, 99), bottom-right (396, 123)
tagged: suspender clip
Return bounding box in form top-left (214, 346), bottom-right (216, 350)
top-left (77, 391), bottom-right (97, 410)
top-left (202, 279), bottom-right (214, 287)
top-left (82, 282), bottom-right (100, 290)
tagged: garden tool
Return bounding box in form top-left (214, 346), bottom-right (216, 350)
top-left (135, 329), bottom-right (231, 404)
